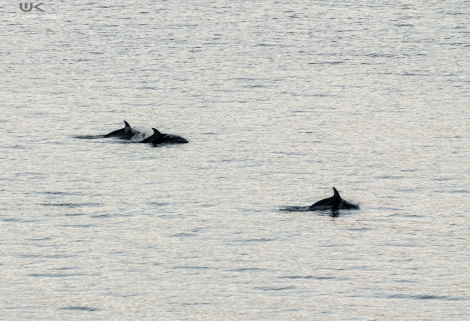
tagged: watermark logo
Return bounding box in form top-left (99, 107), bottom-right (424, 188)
top-left (6, 2), bottom-right (56, 19)
top-left (19, 2), bottom-right (45, 13)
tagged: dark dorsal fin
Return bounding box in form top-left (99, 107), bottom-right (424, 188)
top-left (332, 187), bottom-right (341, 199)
top-left (124, 120), bottom-right (132, 136)
top-left (152, 128), bottom-right (163, 138)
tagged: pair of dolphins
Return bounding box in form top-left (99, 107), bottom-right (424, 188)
top-left (103, 121), bottom-right (359, 215)
top-left (104, 120), bottom-right (188, 145)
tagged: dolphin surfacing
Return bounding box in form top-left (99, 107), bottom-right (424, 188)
top-left (281, 187), bottom-right (359, 215)
top-left (140, 128), bottom-right (189, 146)
top-left (104, 120), bottom-right (134, 139)
top-left (103, 120), bottom-right (154, 141)
top-left (309, 187), bottom-right (359, 211)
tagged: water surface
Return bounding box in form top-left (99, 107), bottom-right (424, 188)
top-left (1, 1), bottom-right (469, 320)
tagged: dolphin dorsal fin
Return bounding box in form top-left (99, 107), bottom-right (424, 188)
top-left (332, 187), bottom-right (341, 199)
top-left (152, 128), bottom-right (163, 138)
top-left (124, 120), bottom-right (130, 128)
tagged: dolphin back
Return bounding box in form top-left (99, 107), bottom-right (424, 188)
top-left (141, 128), bottom-right (188, 145)
top-left (104, 120), bottom-right (132, 138)
top-left (104, 128), bottom-right (126, 138)
top-left (310, 187), bottom-right (342, 209)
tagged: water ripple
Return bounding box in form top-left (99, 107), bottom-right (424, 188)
top-left (387, 294), bottom-right (469, 301)
top-left (59, 306), bottom-right (100, 312)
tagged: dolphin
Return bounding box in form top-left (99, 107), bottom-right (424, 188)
top-left (103, 120), bottom-right (134, 139)
top-left (281, 187), bottom-right (359, 216)
top-left (309, 187), bottom-right (359, 211)
top-left (140, 128), bottom-right (189, 146)
top-left (103, 120), bottom-right (154, 141)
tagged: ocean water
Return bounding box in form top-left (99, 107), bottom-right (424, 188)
top-left (1, 1), bottom-right (469, 320)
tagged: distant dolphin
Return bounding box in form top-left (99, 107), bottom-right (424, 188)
top-left (140, 128), bottom-right (189, 146)
top-left (74, 120), bottom-right (155, 141)
top-left (309, 187), bottom-right (359, 211)
top-left (73, 120), bottom-right (135, 140)
top-left (103, 120), bottom-right (153, 141)
top-left (281, 187), bottom-right (359, 216)
top-left (103, 120), bottom-right (135, 139)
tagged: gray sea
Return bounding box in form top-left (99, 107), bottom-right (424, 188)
top-left (1, 1), bottom-right (469, 320)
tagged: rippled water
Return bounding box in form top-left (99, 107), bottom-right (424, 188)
top-left (2, 1), bottom-right (470, 320)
